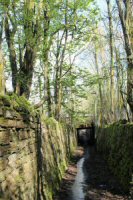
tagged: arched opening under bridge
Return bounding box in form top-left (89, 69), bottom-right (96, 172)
top-left (77, 122), bottom-right (95, 146)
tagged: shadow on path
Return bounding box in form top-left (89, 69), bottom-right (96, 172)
top-left (84, 146), bottom-right (128, 200)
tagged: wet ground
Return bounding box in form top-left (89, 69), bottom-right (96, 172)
top-left (55, 146), bottom-right (129, 200)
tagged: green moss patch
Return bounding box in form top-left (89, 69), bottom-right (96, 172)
top-left (97, 123), bottom-right (133, 192)
top-left (0, 94), bottom-right (35, 119)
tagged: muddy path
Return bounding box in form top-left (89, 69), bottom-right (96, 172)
top-left (55, 146), bottom-right (129, 200)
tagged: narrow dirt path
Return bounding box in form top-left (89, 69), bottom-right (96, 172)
top-left (54, 147), bottom-right (84, 200)
top-left (55, 146), bottom-right (129, 200)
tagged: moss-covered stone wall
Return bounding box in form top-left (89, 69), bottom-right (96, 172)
top-left (97, 123), bottom-right (133, 193)
top-left (0, 95), bottom-right (77, 200)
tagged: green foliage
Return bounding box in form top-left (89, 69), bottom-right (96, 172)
top-left (0, 94), bottom-right (34, 114)
top-left (1, 0), bottom-right (100, 117)
top-left (45, 117), bottom-right (57, 128)
top-left (0, 95), bottom-right (11, 106)
top-left (10, 94), bottom-right (33, 114)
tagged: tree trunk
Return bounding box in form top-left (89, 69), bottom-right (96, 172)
top-left (106, 0), bottom-right (115, 119)
top-left (0, 19), bottom-right (5, 94)
top-left (115, 47), bottom-right (130, 121)
top-left (54, 0), bottom-right (68, 121)
top-left (43, 8), bottom-right (52, 117)
top-left (116, 0), bottom-right (133, 115)
top-left (17, 0), bottom-right (38, 99)
top-left (0, 50), bottom-right (5, 95)
top-left (54, 63), bottom-right (60, 120)
top-left (5, 16), bottom-right (17, 92)
top-left (18, 46), bottom-right (35, 99)
top-left (44, 59), bottom-right (52, 117)
top-left (94, 47), bottom-right (104, 127)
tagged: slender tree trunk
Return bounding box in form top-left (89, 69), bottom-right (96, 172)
top-left (54, 34), bottom-right (61, 118)
top-left (94, 47), bottom-right (104, 127)
top-left (115, 48), bottom-right (121, 119)
top-left (54, 61), bottom-right (60, 120)
top-left (54, 0), bottom-right (68, 121)
top-left (0, 19), bottom-right (5, 94)
top-left (54, 32), bottom-right (68, 121)
top-left (116, 0), bottom-right (133, 117)
top-left (106, 0), bottom-right (115, 119)
top-left (5, 16), bottom-right (17, 92)
top-left (120, 90), bottom-right (130, 121)
top-left (115, 47), bottom-right (130, 121)
top-left (0, 50), bottom-right (5, 95)
top-left (43, 8), bottom-right (52, 117)
top-left (44, 58), bottom-right (52, 117)
top-left (5, 1), bottom-right (38, 99)
top-left (19, 46), bottom-right (35, 98)
top-left (17, 0), bottom-right (39, 98)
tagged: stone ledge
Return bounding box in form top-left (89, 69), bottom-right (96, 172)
top-left (0, 118), bottom-right (29, 128)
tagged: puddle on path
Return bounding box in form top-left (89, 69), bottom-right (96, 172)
top-left (71, 148), bottom-right (89, 200)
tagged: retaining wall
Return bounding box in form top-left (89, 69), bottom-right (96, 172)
top-left (0, 95), bottom-right (76, 200)
top-left (97, 123), bottom-right (133, 193)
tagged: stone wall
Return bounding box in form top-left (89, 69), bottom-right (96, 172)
top-left (97, 123), bottom-right (133, 193)
top-left (0, 96), bottom-right (76, 200)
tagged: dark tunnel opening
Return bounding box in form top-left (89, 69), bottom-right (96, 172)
top-left (77, 124), bottom-right (95, 146)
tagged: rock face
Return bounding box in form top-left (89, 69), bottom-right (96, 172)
top-left (0, 99), bottom-right (76, 200)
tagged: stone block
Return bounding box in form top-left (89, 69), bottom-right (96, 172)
top-left (4, 110), bottom-right (14, 119)
top-left (0, 118), bottom-right (16, 128)
top-left (29, 130), bottom-right (36, 138)
top-left (18, 130), bottom-right (29, 140)
top-left (10, 142), bottom-right (19, 154)
top-left (0, 118), bottom-right (29, 128)
top-left (19, 140), bottom-right (29, 149)
top-left (0, 117), bottom-right (8, 127)
top-left (16, 120), bottom-right (28, 128)
top-left (0, 157), bottom-right (8, 171)
top-left (7, 120), bottom-right (17, 127)
top-left (0, 172), bottom-right (6, 183)
top-left (0, 145), bottom-right (10, 157)
top-left (23, 161), bottom-right (35, 180)
top-left (14, 113), bottom-right (23, 120)
top-left (29, 116), bottom-right (34, 122)
top-left (0, 107), bottom-right (3, 116)
top-left (0, 127), bottom-right (5, 131)
top-left (0, 130), bottom-right (11, 145)
top-left (5, 168), bottom-right (20, 185)
top-left (28, 144), bottom-right (36, 153)
top-left (30, 123), bottom-right (36, 129)
top-left (8, 153), bottom-right (17, 168)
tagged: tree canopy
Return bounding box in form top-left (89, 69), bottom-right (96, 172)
top-left (0, 0), bottom-right (133, 125)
